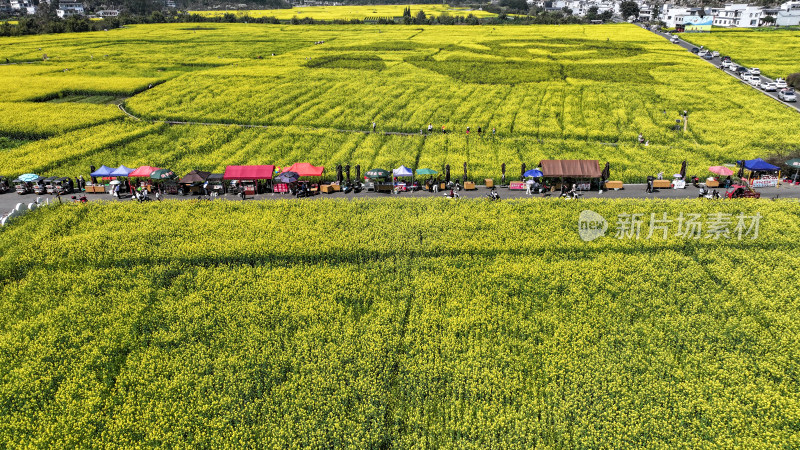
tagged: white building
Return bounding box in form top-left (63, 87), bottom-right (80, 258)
top-left (776, 1), bottom-right (800, 25)
top-left (9, 0), bottom-right (35, 15)
top-left (96, 9), bottom-right (119, 17)
top-left (660, 6), bottom-right (693, 28)
top-left (712, 4), bottom-right (763, 27)
top-left (0, 0), bottom-right (12, 15)
top-left (637, 3), bottom-right (656, 21)
top-left (56, 1), bottom-right (84, 17)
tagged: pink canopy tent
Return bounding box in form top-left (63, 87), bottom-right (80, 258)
top-left (223, 165), bottom-right (275, 180)
top-left (282, 163), bottom-right (324, 177)
top-left (128, 166), bottom-right (161, 178)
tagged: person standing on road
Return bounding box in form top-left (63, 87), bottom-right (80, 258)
top-left (428, 123), bottom-right (433, 133)
top-left (372, 121), bottom-right (376, 132)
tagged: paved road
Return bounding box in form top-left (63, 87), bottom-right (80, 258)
top-left (3, 183), bottom-right (799, 216)
top-left (645, 26), bottom-right (799, 113)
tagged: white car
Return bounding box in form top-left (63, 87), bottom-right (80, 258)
top-left (721, 60), bottom-right (732, 69)
top-left (698, 49), bottom-right (709, 57)
top-left (749, 77), bottom-right (761, 88)
top-left (761, 82), bottom-right (777, 92)
top-left (775, 78), bottom-right (787, 89)
top-left (740, 71), bottom-right (752, 81)
top-left (779, 89), bottom-right (797, 102)
top-left (712, 51), bottom-right (720, 57)
top-left (670, 37), bottom-right (679, 44)
top-left (749, 67), bottom-right (761, 76)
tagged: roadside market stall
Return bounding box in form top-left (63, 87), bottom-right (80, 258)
top-left (207, 173), bottom-right (225, 195)
top-left (392, 165), bottom-right (414, 192)
top-left (280, 163), bottom-right (324, 194)
top-left (178, 170), bottom-right (211, 195)
top-left (540, 159), bottom-right (602, 191)
top-left (224, 165), bottom-right (275, 195)
top-left (366, 168), bottom-right (392, 193)
top-left (737, 158), bottom-right (780, 187)
top-left (415, 168), bottom-right (438, 191)
top-left (150, 169), bottom-right (178, 194)
top-left (87, 166), bottom-right (115, 193)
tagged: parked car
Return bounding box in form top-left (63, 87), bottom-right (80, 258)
top-left (761, 82), bottom-right (777, 92)
top-left (775, 78), bottom-right (787, 89)
top-left (721, 60), bottom-right (732, 69)
top-left (779, 88), bottom-right (797, 102)
top-left (671, 37), bottom-right (679, 44)
top-left (690, 47), bottom-right (699, 53)
top-left (748, 77), bottom-right (761, 88)
top-left (727, 185), bottom-right (761, 199)
top-left (702, 52), bottom-right (713, 60)
top-left (698, 49), bottom-right (709, 56)
top-left (712, 51), bottom-right (720, 57)
top-left (749, 67), bottom-right (760, 76)
top-left (740, 71), bottom-right (752, 81)
top-left (735, 66), bottom-right (748, 75)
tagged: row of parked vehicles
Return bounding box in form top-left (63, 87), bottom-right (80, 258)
top-left (669, 34), bottom-right (798, 103)
top-left (9, 176), bottom-right (75, 195)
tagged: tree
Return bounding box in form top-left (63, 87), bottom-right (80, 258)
top-left (414, 9), bottom-right (426, 24)
top-left (586, 5), bottom-right (599, 20)
top-left (500, 0), bottom-right (529, 14)
top-left (761, 15), bottom-right (776, 25)
top-left (562, 6), bottom-right (572, 15)
top-left (620, 1), bottom-right (640, 20)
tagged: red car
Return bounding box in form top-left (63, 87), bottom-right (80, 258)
top-left (726, 184), bottom-right (761, 199)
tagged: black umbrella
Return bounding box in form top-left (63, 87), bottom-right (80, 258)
top-left (521, 163), bottom-right (526, 182)
top-left (355, 164), bottom-right (361, 182)
top-left (601, 162), bottom-right (610, 180)
top-left (680, 160), bottom-right (687, 179)
top-left (90, 165), bottom-right (97, 184)
top-left (463, 162), bottom-right (468, 183)
top-left (279, 171), bottom-right (300, 183)
top-left (501, 163), bottom-right (506, 185)
top-left (445, 164), bottom-right (450, 183)
top-left (336, 164), bottom-right (343, 183)
top-left (345, 164), bottom-right (351, 183)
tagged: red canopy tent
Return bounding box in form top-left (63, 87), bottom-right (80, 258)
top-left (282, 163), bottom-right (324, 177)
top-left (129, 166), bottom-right (161, 178)
top-left (223, 165), bottom-right (275, 180)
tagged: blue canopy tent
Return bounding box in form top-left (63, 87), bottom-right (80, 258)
top-left (90, 165), bottom-right (114, 177)
top-left (737, 158), bottom-right (781, 186)
top-left (737, 158), bottom-right (779, 171)
top-left (110, 165), bottom-right (135, 177)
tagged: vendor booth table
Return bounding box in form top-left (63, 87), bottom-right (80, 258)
top-left (223, 165), bottom-right (275, 195)
top-left (539, 159), bottom-right (602, 191)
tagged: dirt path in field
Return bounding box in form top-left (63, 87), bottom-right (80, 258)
top-left (118, 103), bottom-right (429, 137)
